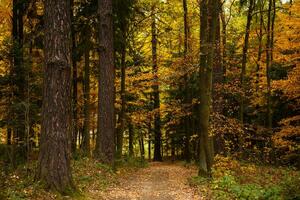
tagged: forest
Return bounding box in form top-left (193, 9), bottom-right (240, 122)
top-left (0, 0), bottom-right (299, 199)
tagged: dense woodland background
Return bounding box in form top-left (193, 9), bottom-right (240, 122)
top-left (0, 0), bottom-right (299, 199)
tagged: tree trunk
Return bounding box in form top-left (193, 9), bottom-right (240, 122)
top-left (37, 0), bottom-right (75, 193)
top-left (12, 0), bottom-right (26, 159)
top-left (198, 0), bottom-right (218, 177)
top-left (151, 5), bottom-right (162, 162)
top-left (139, 132), bottom-right (145, 160)
top-left (82, 50), bottom-right (91, 156)
top-left (117, 41), bottom-right (126, 159)
top-left (220, 5), bottom-right (227, 81)
top-left (256, 1), bottom-right (264, 93)
top-left (266, 0), bottom-right (275, 128)
top-left (70, 0), bottom-right (78, 153)
top-left (94, 0), bottom-right (115, 165)
top-left (128, 122), bottom-right (134, 157)
top-left (240, 0), bottom-right (255, 124)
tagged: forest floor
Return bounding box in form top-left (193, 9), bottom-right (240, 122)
top-left (91, 162), bottom-right (202, 200)
top-left (1, 156), bottom-right (299, 199)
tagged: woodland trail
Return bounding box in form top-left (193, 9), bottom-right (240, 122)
top-left (94, 162), bottom-right (202, 200)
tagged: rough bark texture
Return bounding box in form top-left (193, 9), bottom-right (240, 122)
top-left (37, 0), bottom-right (75, 193)
top-left (82, 50), bottom-right (91, 155)
top-left (70, 0), bottom-right (78, 153)
top-left (152, 5), bottom-right (162, 162)
top-left (198, 0), bottom-right (217, 177)
top-left (240, 0), bottom-right (255, 124)
top-left (94, 0), bottom-right (115, 165)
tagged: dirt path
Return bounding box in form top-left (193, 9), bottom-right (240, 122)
top-left (95, 162), bottom-right (202, 200)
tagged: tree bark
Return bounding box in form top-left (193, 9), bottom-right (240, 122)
top-left (256, 1), bottom-right (264, 93)
top-left (128, 122), bottom-right (134, 157)
top-left (117, 39), bottom-right (126, 159)
top-left (240, 0), bottom-right (255, 124)
top-left (12, 0), bottom-right (26, 159)
top-left (198, 0), bottom-right (218, 177)
top-left (151, 5), bottom-right (162, 162)
top-left (94, 0), bottom-right (115, 165)
top-left (70, 0), bottom-right (78, 153)
top-left (82, 50), bottom-right (91, 155)
top-left (37, 0), bottom-right (75, 193)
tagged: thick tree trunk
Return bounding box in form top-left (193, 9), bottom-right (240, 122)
top-left (82, 50), bottom-right (91, 155)
top-left (198, 0), bottom-right (217, 177)
top-left (94, 0), bottom-right (115, 165)
top-left (37, 0), bottom-right (75, 193)
top-left (240, 0), bottom-right (255, 124)
top-left (151, 5), bottom-right (162, 162)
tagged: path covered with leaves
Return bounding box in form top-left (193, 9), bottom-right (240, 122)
top-left (94, 162), bottom-right (202, 200)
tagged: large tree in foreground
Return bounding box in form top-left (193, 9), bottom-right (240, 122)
top-left (37, 0), bottom-right (75, 193)
top-left (198, 0), bottom-right (218, 177)
top-left (94, 0), bottom-right (115, 165)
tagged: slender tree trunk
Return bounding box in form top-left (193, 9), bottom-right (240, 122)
top-left (128, 122), bottom-right (134, 157)
top-left (182, 0), bottom-right (192, 163)
top-left (266, 0), bottom-right (275, 128)
top-left (198, 0), bottom-right (217, 177)
top-left (139, 133), bottom-right (145, 160)
top-left (151, 5), bottom-right (162, 161)
top-left (82, 50), bottom-right (91, 155)
top-left (12, 0), bottom-right (26, 159)
top-left (256, 1), bottom-right (264, 93)
top-left (117, 40), bottom-right (126, 159)
top-left (7, 128), bottom-right (12, 145)
top-left (37, 0), bottom-right (75, 193)
top-left (94, 0), bottom-right (115, 165)
top-left (220, 5), bottom-right (227, 81)
top-left (70, 0), bottom-right (78, 153)
top-left (240, 0), bottom-right (255, 124)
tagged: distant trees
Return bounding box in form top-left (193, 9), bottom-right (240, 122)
top-left (36, 0), bottom-right (75, 193)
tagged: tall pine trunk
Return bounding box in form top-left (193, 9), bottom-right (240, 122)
top-left (12, 0), bottom-right (26, 159)
top-left (94, 0), bottom-right (115, 165)
top-left (37, 0), bottom-right (75, 193)
top-left (82, 50), bottom-right (91, 155)
top-left (117, 39), bottom-right (126, 159)
top-left (152, 5), bottom-right (162, 161)
top-left (70, 0), bottom-right (78, 153)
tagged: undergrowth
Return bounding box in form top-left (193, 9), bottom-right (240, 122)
top-left (189, 155), bottom-right (300, 200)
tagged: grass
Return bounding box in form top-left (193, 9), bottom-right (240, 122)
top-left (188, 155), bottom-right (300, 200)
top-left (1, 156), bottom-right (148, 200)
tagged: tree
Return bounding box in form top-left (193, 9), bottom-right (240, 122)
top-left (94, 0), bottom-right (115, 165)
top-left (240, 0), bottom-right (255, 124)
top-left (36, 0), bottom-right (75, 193)
top-left (198, 0), bottom-right (218, 177)
top-left (151, 3), bottom-right (162, 162)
